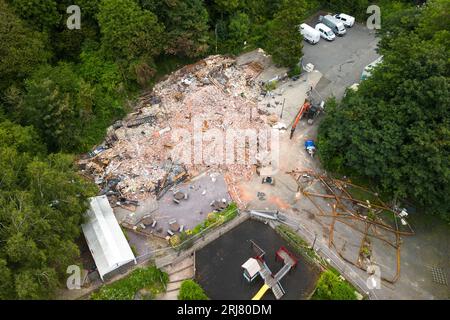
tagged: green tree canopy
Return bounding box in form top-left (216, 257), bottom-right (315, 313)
top-left (17, 63), bottom-right (94, 152)
top-left (9, 0), bottom-right (61, 31)
top-left (0, 0), bottom-right (49, 92)
top-left (318, 0), bottom-right (450, 220)
top-left (0, 120), bottom-right (96, 299)
top-left (97, 0), bottom-right (165, 86)
top-left (265, 0), bottom-right (306, 67)
top-left (159, 0), bottom-right (210, 58)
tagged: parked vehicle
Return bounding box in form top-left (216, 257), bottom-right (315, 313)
top-left (319, 15), bottom-right (346, 36)
top-left (299, 23), bottom-right (320, 44)
top-left (315, 23), bottom-right (336, 41)
top-left (334, 13), bottom-right (355, 28)
top-left (361, 56), bottom-right (384, 80)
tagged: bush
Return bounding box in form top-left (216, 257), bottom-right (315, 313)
top-left (264, 80), bottom-right (278, 91)
top-left (312, 270), bottom-right (357, 300)
top-left (275, 225), bottom-right (316, 260)
top-left (288, 64), bottom-right (302, 77)
top-left (178, 280), bottom-right (208, 300)
top-left (91, 266), bottom-right (168, 300)
top-left (169, 234), bottom-right (181, 247)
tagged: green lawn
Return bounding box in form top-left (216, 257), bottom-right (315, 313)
top-left (178, 280), bottom-right (209, 300)
top-left (91, 265), bottom-right (168, 300)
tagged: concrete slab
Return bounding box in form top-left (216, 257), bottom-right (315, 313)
top-left (151, 171), bottom-right (232, 236)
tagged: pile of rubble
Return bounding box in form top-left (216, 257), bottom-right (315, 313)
top-left (80, 54), bottom-right (279, 202)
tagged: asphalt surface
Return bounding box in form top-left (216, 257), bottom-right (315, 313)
top-left (301, 22), bottom-right (380, 99)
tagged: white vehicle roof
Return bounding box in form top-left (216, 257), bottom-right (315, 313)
top-left (300, 23), bottom-right (319, 33)
top-left (337, 13), bottom-right (354, 20)
top-left (325, 15), bottom-right (341, 23)
top-left (315, 23), bottom-right (332, 32)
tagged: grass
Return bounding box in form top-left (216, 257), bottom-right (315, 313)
top-left (178, 280), bottom-right (209, 300)
top-left (275, 225), bottom-right (318, 263)
top-left (311, 270), bottom-right (358, 300)
top-left (90, 266), bottom-right (168, 300)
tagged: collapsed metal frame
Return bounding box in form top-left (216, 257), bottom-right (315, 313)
top-left (288, 170), bottom-right (414, 284)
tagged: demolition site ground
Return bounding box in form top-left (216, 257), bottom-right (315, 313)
top-left (77, 22), bottom-right (449, 300)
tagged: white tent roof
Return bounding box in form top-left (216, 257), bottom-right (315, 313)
top-left (241, 258), bottom-right (261, 278)
top-left (82, 196), bottom-right (136, 280)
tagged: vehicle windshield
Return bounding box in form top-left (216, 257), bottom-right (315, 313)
top-left (326, 31), bottom-right (334, 36)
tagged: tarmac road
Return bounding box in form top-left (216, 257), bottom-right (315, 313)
top-left (301, 23), bottom-right (380, 100)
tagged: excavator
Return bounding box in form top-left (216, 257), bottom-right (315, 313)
top-left (289, 99), bottom-right (311, 139)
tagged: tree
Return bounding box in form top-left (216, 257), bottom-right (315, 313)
top-left (97, 0), bottom-right (165, 86)
top-left (178, 280), bottom-right (208, 300)
top-left (0, 0), bottom-right (49, 92)
top-left (159, 0), bottom-right (210, 58)
top-left (226, 12), bottom-right (251, 54)
top-left (17, 63), bottom-right (94, 152)
top-left (8, 0), bottom-right (61, 31)
top-left (0, 120), bottom-right (96, 299)
top-left (213, 0), bottom-right (241, 14)
top-left (321, 0), bottom-right (369, 20)
top-left (318, 1), bottom-right (450, 221)
top-left (265, 0), bottom-right (306, 67)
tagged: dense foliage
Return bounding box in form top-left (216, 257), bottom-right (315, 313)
top-left (178, 279), bottom-right (209, 300)
top-left (312, 270), bottom-right (357, 300)
top-left (91, 266), bottom-right (169, 300)
top-left (0, 0), bottom-right (324, 154)
top-left (318, 0), bottom-right (449, 220)
top-left (0, 119), bottom-right (96, 299)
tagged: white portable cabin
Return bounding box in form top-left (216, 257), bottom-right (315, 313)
top-left (299, 23), bottom-right (320, 44)
top-left (82, 196), bottom-right (136, 281)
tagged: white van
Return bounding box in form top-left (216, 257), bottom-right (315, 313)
top-left (299, 23), bottom-right (320, 44)
top-left (320, 15), bottom-right (346, 36)
top-left (315, 23), bottom-right (335, 41)
top-left (334, 13), bottom-right (355, 28)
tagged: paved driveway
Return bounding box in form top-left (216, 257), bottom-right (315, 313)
top-left (301, 23), bottom-right (380, 100)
